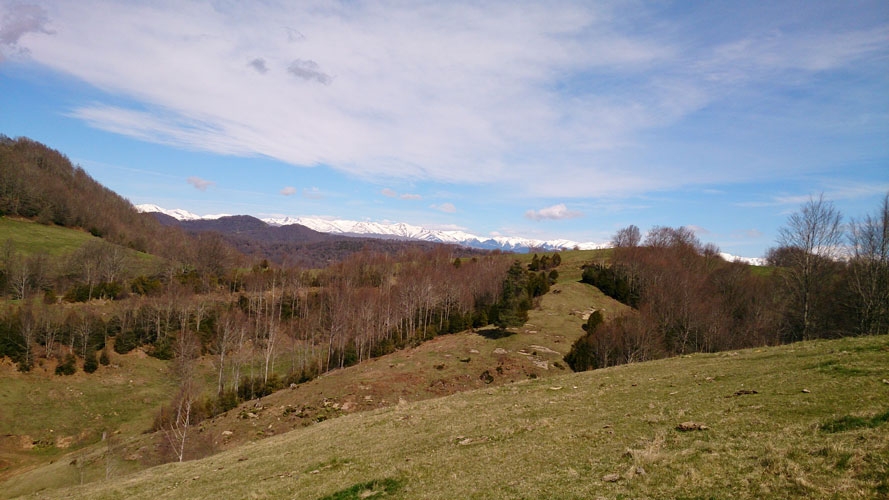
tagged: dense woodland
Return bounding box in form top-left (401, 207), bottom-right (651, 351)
top-left (566, 195), bottom-right (889, 371)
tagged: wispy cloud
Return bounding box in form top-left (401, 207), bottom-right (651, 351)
top-left (525, 203), bottom-right (582, 221)
top-left (382, 188), bottom-right (421, 200)
top-left (7, 1), bottom-right (887, 200)
top-left (187, 176), bottom-right (215, 191)
top-left (280, 186), bottom-right (297, 196)
top-left (303, 187), bottom-right (324, 200)
top-left (737, 181), bottom-right (889, 207)
top-left (431, 202), bottom-right (457, 214)
top-left (686, 224), bottom-right (711, 236)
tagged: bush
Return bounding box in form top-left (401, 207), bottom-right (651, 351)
top-left (113, 329), bottom-right (139, 354)
top-left (55, 354), bottom-right (77, 376)
top-left (99, 349), bottom-right (111, 366)
top-left (83, 352), bottom-right (98, 373)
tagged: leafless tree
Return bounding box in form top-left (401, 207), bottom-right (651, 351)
top-left (612, 225), bottom-right (642, 248)
top-left (847, 193), bottom-right (889, 335)
top-left (775, 194), bottom-right (843, 340)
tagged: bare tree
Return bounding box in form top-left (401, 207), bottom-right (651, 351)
top-left (612, 225), bottom-right (642, 248)
top-left (162, 328), bottom-right (200, 462)
top-left (847, 193), bottom-right (889, 335)
top-left (775, 194), bottom-right (843, 340)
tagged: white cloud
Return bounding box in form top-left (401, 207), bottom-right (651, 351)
top-left (187, 176), bottom-right (214, 191)
top-left (400, 193), bottom-right (421, 200)
top-left (381, 188), bottom-right (397, 198)
top-left (525, 203), bottom-right (582, 221)
top-left (431, 202), bottom-right (457, 214)
top-left (280, 186), bottom-right (297, 196)
top-left (8, 1), bottom-right (888, 198)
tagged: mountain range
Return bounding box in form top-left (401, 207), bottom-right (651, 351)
top-left (135, 204), bottom-right (608, 253)
top-left (135, 204), bottom-right (765, 264)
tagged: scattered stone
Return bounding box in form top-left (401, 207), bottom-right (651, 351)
top-left (469, 349), bottom-right (480, 354)
top-left (457, 436), bottom-right (489, 446)
top-left (221, 430), bottom-right (233, 437)
top-left (635, 467), bottom-right (646, 476)
top-left (493, 348), bottom-right (508, 355)
top-left (529, 345), bottom-right (560, 355)
top-left (882, 379), bottom-right (889, 385)
top-left (602, 473), bottom-right (621, 482)
top-left (802, 389), bottom-right (811, 393)
top-left (676, 422), bottom-right (709, 432)
top-left (246, 412), bottom-right (258, 419)
top-left (549, 386), bottom-right (563, 391)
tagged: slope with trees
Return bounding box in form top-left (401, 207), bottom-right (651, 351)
top-left (566, 193), bottom-right (889, 371)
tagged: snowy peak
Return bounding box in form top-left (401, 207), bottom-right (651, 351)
top-left (134, 204), bottom-right (232, 221)
top-left (719, 252), bottom-right (767, 267)
top-left (262, 215), bottom-right (606, 251)
top-left (138, 205), bottom-right (605, 252)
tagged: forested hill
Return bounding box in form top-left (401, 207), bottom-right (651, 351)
top-left (0, 136), bottom-right (177, 256)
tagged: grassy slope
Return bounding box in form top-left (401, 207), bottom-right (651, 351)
top-left (0, 217), bottom-right (158, 272)
top-left (0, 349), bottom-right (179, 493)
top-left (22, 334), bottom-right (889, 499)
top-left (0, 250), bottom-right (620, 496)
top-left (0, 218), bottom-right (96, 257)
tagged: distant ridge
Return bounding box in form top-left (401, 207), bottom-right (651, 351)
top-left (135, 204), bottom-right (608, 253)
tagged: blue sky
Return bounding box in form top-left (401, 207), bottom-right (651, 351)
top-left (1, 1), bottom-right (887, 258)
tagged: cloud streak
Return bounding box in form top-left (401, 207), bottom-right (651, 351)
top-left (7, 1), bottom-right (888, 199)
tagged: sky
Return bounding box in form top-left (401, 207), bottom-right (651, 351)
top-left (1, 1), bottom-right (887, 258)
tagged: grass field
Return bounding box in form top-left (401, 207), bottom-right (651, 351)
top-left (0, 218), bottom-right (97, 257)
top-left (12, 334), bottom-right (889, 499)
top-left (0, 216), bottom-right (161, 279)
top-left (0, 349), bottom-right (180, 495)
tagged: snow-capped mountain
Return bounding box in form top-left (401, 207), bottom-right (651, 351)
top-left (136, 204), bottom-right (606, 252)
top-left (135, 204), bottom-right (232, 221)
top-left (719, 253), bottom-right (767, 267)
top-left (136, 204), bottom-right (765, 262)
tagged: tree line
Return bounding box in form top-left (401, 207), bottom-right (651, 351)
top-left (567, 194), bottom-right (889, 371)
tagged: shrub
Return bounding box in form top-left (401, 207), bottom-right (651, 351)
top-left (55, 354), bottom-right (77, 376)
top-left (83, 352), bottom-right (99, 373)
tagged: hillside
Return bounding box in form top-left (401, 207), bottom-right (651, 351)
top-left (150, 213), bottom-right (484, 267)
top-left (0, 217), bottom-right (97, 257)
top-left (0, 250), bottom-right (622, 495)
top-left (15, 334), bottom-right (889, 499)
top-left (0, 137), bottom-right (172, 255)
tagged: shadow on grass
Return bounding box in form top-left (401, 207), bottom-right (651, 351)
top-left (317, 478), bottom-right (404, 500)
top-left (820, 409), bottom-right (889, 433)
top-left (475, 327), bottom-right (515, 340)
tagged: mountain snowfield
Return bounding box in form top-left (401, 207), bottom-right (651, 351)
top-left (135, 204), bottom-right (764, 264)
